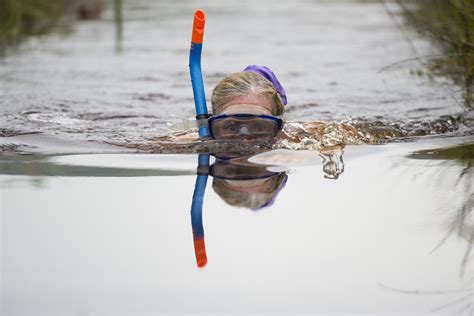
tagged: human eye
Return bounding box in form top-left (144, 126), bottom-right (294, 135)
top-left (222, 121), bottom-right (238, 133)
top-left (254, 122), bottom-right (273, 133)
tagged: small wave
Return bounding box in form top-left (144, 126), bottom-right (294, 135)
top-left (111, 116), bottom-right (466, 154)
top-left (1, 109), bottom-right (470, 155)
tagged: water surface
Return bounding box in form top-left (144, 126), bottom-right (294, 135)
top-left (0, 0), bottom-right (470, 148)
top-left (1, 0), bottom-right (473, 314)
top-left (1, 136), bottom-right (473, 315)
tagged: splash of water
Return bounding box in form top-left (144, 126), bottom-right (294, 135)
top-left (115, 116), bottom-right (465, 154)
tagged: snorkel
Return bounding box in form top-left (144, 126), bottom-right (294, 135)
top-left (189, 9), bottom-right (210, 138)
top-left (189, 9), bottom-right (210, 268)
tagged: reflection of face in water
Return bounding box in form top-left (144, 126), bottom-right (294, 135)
top-left (210, 155), bottom-right (288, 210)
top-left (190, 148), bottom-right (345, 268)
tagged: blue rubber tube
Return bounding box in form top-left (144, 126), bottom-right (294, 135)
top-left (190, 154), bottom-right (210, 267)
top-left (189, 43), bottom-right (210, 138)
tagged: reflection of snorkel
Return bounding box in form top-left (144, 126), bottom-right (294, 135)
top-left (190, 154), bottom-right (209, 268)
top-left (189, 10), bottom-right (210, 268)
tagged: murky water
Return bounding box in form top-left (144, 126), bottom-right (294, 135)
top-left (1, 0), bottom-right (473, 314)
top-left (0, 0), bottom-right (471, 150)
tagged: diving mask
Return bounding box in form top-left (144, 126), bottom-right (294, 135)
top-left (208, 114), bottom-right (283, 139)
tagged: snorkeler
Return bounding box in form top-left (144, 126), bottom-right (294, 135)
top-left (189, 10), bottom-right (286, 142)
top-left (208, 65), bottom-right (287, 140)
top-left (184, 9), bottom-right (362, 148)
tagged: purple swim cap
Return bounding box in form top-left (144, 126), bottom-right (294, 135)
top-left (243, 65), bottom-right (287, 106)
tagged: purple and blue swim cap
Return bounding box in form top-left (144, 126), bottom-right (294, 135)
top-left (243, 65), bottom-right (287, 106)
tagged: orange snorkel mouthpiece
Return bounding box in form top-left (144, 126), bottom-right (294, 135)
top-left (192, 10), bottom-right (205, 44)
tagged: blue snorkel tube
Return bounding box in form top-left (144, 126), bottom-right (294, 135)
top-left (189, 9), bottom-right (211, 138)
top-left (189, 10), bottom-right (210, 268)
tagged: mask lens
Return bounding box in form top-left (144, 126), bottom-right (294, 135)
top-left (210, 116), bottom-right (278, 139)
top-left (249, 120), bottom-right (276, 135)
top-left (211, 118), bottom-right (240, 138)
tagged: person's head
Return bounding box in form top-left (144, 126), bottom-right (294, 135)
top-left (209, 65), bottom-right (287, 139)
top-left (211, 71), bottom-right (285, 116)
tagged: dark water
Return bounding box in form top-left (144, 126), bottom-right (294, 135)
top-left (1, 0), bottom-right (473, 315)
top-left (0, 0), bottom-right (472, 150)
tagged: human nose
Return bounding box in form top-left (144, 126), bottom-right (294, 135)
top-left (238, 126), bottom-right (252, 135)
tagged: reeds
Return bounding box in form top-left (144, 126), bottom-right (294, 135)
top-left (0, 0), bottom-right (76, 52)
top-left (396, 0), bottom-right (474, 108)
top-left (0, 0), bottom-right (105, 55)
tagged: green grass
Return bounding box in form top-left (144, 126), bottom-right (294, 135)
top-left (397, 0), bottom-right (474, 107)
top-left (0, 0), bottom-right (75, 54)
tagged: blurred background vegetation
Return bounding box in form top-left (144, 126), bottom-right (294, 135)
top-left (0, 0), bottom-right (104, 54)
top-left (396, 0), bottom-right (474, 107)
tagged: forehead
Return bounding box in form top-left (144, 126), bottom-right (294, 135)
top-left (221, 104), bottom-right (269, 115)
top-left (220, 94), bottom-right (274, 115)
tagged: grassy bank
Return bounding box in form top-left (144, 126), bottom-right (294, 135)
top-left (0, 1), bottom-right (75, 52)
top-left (396, 0), bottom-right (474, 107)
top-left (0, 0), bottom-right (105, 55)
